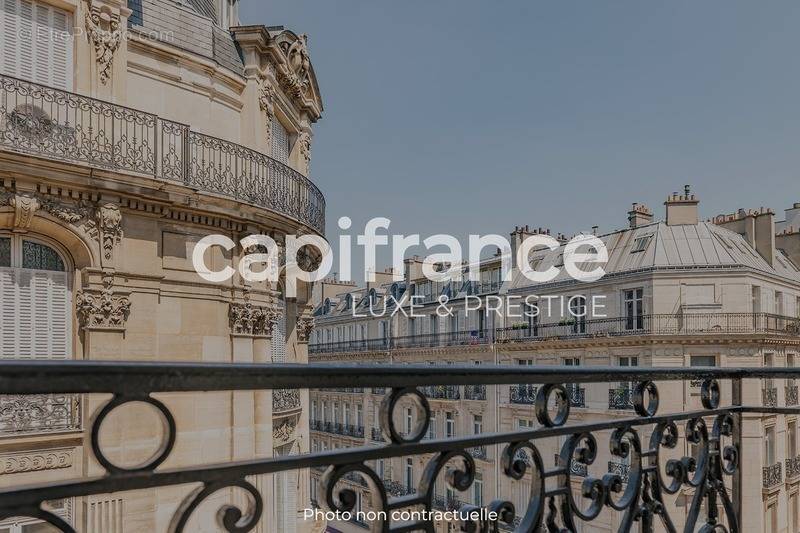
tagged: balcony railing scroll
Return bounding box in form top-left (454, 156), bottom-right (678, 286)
top-left (0, 393), bottom-right (80, 435)
top-left (5, 361), bottom-right (800, 532)
top-left (787, 385), bottom-right (799, 407)
top-left (762, 387), bottom-right (778, 408)
top-left (786, 455), bottom-right (800, 481)
top-left (0, 74), bottom-right (325, 233)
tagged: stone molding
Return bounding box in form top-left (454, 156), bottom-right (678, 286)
top-left (273, 416), bottom-right (298, 445)
top-left (0, 448), bottom-right (73, 475)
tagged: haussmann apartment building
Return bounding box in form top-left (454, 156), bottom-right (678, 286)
top-left (0, 0), bottom-right (326, 531)
top-left (309, 190), bottom-right (800, 533)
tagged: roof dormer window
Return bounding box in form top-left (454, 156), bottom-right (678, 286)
top-left (631, 234), bottom-right (653, 254)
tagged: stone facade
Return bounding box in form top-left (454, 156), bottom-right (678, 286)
top-left (0, 1), bottom-right (323, 531)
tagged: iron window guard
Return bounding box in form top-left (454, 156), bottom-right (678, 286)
top-left (1, 361), bottom-right (798, 532)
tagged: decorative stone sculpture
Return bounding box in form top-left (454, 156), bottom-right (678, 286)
top-left (75, 275), bottom-right (131, 330)
top-left (85, 2), bottom-right (122, 85)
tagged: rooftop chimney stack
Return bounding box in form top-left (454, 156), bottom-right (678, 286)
top-left (628, 203), bottom-right (653, 228)
top-left (664, 185), bottom-right (699, 226)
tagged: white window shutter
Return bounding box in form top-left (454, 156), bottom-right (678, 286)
top-left (0, 267), bottom-right (70, 359)
top-left (271, 117), bottom-right (291, 164)
top-left (0, 0), bottom-right (72, 90)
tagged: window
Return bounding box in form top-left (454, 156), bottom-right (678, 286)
top-left (445, 412), bottom-right (455, 438)
top-left (518, 419), bottom-right (534, 429)
top-left (624, 288), bottom-right (644, 330)
top-left (405, 458), bottom-right (414, 491)
top-left (0, 235), bottom-right (71, 359)
top-left (377, 459), bottom-right (385, 479)
top-left (473, 415), bottom-right (482, 435)
top-left (569, 296), bottom-right (586, 334)
top-left (765, 426), bottom-right (776, 465)
top-left (631, 234), bottom-right (653, 253)
top-left (356, 404), bottom-right (363, 428)
top-left (776, 291), bottom-right (784, 316)
top-left (789, 420), bottom-right (797, 460)
top-left (332, 402), bottom-right (339, 424)
top-left (321, 401), bottom-right (327, 423)
top-left (311, 401), bottom-right (317, 421)
top-left (271, 116), bottom-right (291, 164)
top-left (428, 414), bottom-right (436, 440)
top-left (0, 0), bottom-right (73, 90)
top-left (405, 407), bottom-right (413, 435)
top-left (473, 472), bottom-right (483, 506)
top-left (343, 404), bottom-right (350, 426)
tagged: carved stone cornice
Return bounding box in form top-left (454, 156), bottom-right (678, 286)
top-left (229, 302), bottom-right (280, 336)
top-left (85, 1), bottom-right (122, 85)
top-left (296, 316), bottom-right (314, 343)
top-left (0, 448), bottom-right (73, 475)
top-left (75, 274), bottom-right (131, 331)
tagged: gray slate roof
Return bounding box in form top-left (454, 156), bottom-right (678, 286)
top-left (508, 221), bottom-right (800, 291)
top-left (127, 0), bottom-right (243, 75)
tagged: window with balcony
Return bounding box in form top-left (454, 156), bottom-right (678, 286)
top-left (271, 116), bottom-right (291, 165)
top-left (321, 401), bottom-right (327, 423)
top-left (311, 401), bottom-right (317, 421)
top-left (624, 288), bottom-right (644, 330)
top-left (428, 414), bottom-right (436, 440)
top-left (343, 404), bottom-right (350, 427)
top-left (356, 404), bottom-right (363, 428)
top-left (766, 426), bottom-right (776, 465)
top-left (332, 402), bottom-right (339, 425)
top-left (0, 236), bottom-right (71, 361)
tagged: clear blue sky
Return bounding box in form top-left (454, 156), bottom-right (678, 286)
top-left (241, 1), bottom-right (800, 276)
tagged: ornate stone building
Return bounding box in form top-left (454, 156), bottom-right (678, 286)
top-left (0, 0), bottom-right (323, 531)
top-left (309, 191), bottom-right (800, 533)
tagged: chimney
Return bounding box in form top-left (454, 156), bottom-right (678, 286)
top-left (510, 225), bottom-right (535, 270)
top-left (665, 185), bottom-right (699, 226)
top-left (628, 203), bottom-right (653, 228)
top-left (712, 207), bottom-right (776, 266)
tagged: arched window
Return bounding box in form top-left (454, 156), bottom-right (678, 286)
top-left (0, 234), bottom-right (71, 359)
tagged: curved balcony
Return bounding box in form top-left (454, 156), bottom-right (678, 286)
top-left (0, 74), bottom-right (325, 234)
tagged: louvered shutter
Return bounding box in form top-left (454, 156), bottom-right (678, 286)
top-left (0, 0), bottom-right (72, 90)
top-left (0, 266), bottom-right (71, 359)
top-left (271, 117), bottom-right (291, 164)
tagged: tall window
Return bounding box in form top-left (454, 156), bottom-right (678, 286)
top-left (569, 296), bottom-right (586, 334)
top-left (321, 401), bottom-right (327, 423)
top-left (405, 407), bottom-right (413, 435)
top-left (428, 413), bottom-right (436, 440)
top-left (445, 412), bottom-right (454, 438)
top-left (624, 288), bottom-right (644, 330)
top-left (789, 420), bottom-right (797, 460)
top-left (332, 402), bottom-right (339, 424)
top-left (473, 415), bottom-right (482, 435)
top-left (404, 458), bottom-right (414, 491)
top-left (271, 116), bottom-right (291, 164)
top-left (473, 472), bottom-right (483, 506)
top-left (356, 404), bottom-right (363, 428)
top-left (311, 401), bottom-right (317, 421)
top-left (0, 235), bottom-right (70, 359)
top-left (0, 0), bottom-right (73, 90)
top-left (343, 404), bottom-right (350, 426)
top-left (765, 426), bottom-right (776, 465)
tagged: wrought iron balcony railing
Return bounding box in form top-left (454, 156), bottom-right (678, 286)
top-left (0, 74), bottom-right (325, 233)
top-left (310, 313), bottom-right (800, 355)
top-left (421, 384), bottom-right (461, 400)
top-left (509, 384), bottom-right (538, 405)
top-left (497, 312), bottom-right (800, 342)
top-left (467, 445), bottom-right (488, 460)
top-left (608, 460), bottom-right (631, 484)
top-left (464, 384), bottom-right (487, 401)
top-left (762, 387), bottom-right (778, 408)
top-left (763, 462), bottom-right (782, 488)
top-left (608, 386), bottom-right (635, 410)
top-left (4, 361), bottom-right (800, 532)
top-left (0, 393), bottom-right (80, 435)
top-left (432, 493), bottom-right (466, 511)
top-left (786, 455), bottom-right (800, 481)
top-left (272, 389), bottom-right (301, 413)
top-left (787, 385), bottom-right (799, 407)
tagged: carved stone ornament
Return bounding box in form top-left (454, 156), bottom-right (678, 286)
top-left (8, 194), bottom-right (40, 230)
top-left (97, 203), bottom-right (122, 260)
top-left (273, 389), bottom-right (301, 413)
top-left (258, 78), bottom-right (277, 146)
top-left (297, 131), bottom-right (312, 168)
top-left (75, 275), bottom-right (131, 330)
top-left (0, 448), bottom-right (73, 475)
top-left (296, 316), bottom-right (314, 343)
top-left (272, 416), bottom-right (298, 443)
top-left (85, 2), bottom-right (122, 85)
top-left (229, 302), bottom-right (280, 336)
top-left (278, 34), bottom-right (311, 99)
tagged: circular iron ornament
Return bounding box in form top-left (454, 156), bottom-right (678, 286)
top-left (0, 507), bottom-right (76, 533)
top-left (684, 417), bottom-right (710, 488)
top-left (558, 432), bottom-right (604, 525)
top-left (713, 413), bottom-right (739, 476)
top-left (321, 463), bottom-right (387, 529)
top-left (168, 479), bottom-right (263, 533)
top-left (90, 394), bottom-right (177, 474)
top-left (501, 441), bottom-right (547, 530)
top-left (535, 383), bottom-right (570, 427)
top-left (632, 381), bottom-right (659, 417)
top-left (380, 387), bottom-right (431, 444)
top-left (701, 379), bottom-right (721, 410)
